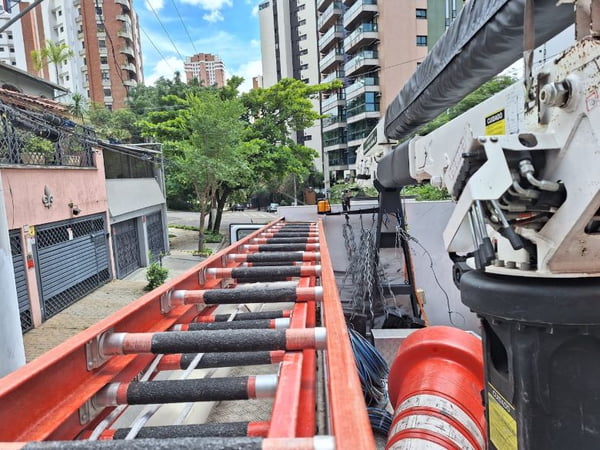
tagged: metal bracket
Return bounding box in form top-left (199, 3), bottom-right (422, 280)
top-left (85, 328), bottom-right (113, 371)
top-left (79, 398), bottom-right (103, 425)
top-left (198, 268), bottom-right (207, 285)
top-left (160, 289), bottom-right (173, 314)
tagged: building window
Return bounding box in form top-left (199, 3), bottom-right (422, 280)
top-left (302, 78), bottom-right (309, 84)
top-left (11, 61), bottom-right (16, 66)
top-left (100, 56), bottom-right (108, 64)
top-left (60, 26), bottom-right (64, 33)
top-left (299, 48), bottom-right (308, 56)
top-left (99, 40), bottom-right (106, 48)
top-left (9, 47), bottom-right (14, 53)
top-left (416, 35), bottom-right (427, 46)
top-left (304, 134), bottom-right (312, 141)
top-left (95, 6), bottom-right (102, 16)
top-left (58, 9), bottom-right (62, 16)
top-left (102, 71), bottom-right (110, 80)
top-left (300, 63), bottom-right (308, 70)
top-left (7, 33), bottom-right (12, 40)
top-left (416, 8), bottom-right (427, 18)
top-left (104, 88), bottom-right (112, 97)
top-left (97, 23), bottom-right (105, 33)
top-left (298, 4), bottom-right (305, 11)
top-left (259, 1), bottom-right (269, 10)
top-left (299, 34), bottom-right (307, 41)
top-left (298, 19), bottom-right (306, 26)
top-left (0, 47), bottom-right (4, 52)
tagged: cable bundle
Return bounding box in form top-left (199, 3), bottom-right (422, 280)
top-left (367, 407), bottom-right (393, 436)
top-left (349, 328), bottom-right (389, 407)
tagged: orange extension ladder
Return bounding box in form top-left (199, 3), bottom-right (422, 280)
top-left (0, 219), bottom-right (375, 449)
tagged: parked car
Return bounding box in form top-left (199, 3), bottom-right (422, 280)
top-left (266, 203), bottom-right (279, 213)
top-left (231, 203), bottom-right (245, 211)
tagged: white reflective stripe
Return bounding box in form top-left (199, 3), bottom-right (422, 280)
top-left (388, 438), bottom-right (447, 450)
top-left (390, 414), bottom-right (476, 450)
top-left (395, 394), bottom-right (484, 449)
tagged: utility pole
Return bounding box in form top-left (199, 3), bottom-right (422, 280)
top-left (0, 173), bottom-right (26, 377)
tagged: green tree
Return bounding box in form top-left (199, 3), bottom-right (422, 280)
top-left (68, 93), bottom-right (87, 123)
top-left (169, 91), bottom-right (247, 250)
top-left (416, 76), bottom-right (516, 136)
top-left (31, 41), bottom-right (74, 84)
top-left (87, 103), bottom-right (140, 142)
top-left (241, 78), bottom-right (341, 185)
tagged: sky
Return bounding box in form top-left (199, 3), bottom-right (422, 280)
top-left (133, 0), bottom-right (263, 92)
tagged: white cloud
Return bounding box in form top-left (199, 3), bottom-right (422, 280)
top-left (230, 59), bottom-right (262, 93)
top-left (180, 0), bottom-right (233, 10)
top-left (144, 0), bottom-right (165, 11)
top-left (250, 39), bottom-right (260, 48)
top-left (203, 9), bottom-right (224, 22)
top-left (251, 4), bottom-right (259, 16)
top-left (145, 56), bottom-right (186, 85)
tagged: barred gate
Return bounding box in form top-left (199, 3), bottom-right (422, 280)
top-left (112, 219), bottom-right (141, 279)
top-left (34, 215), bottom-right (111, 321)
top-left (146, 212), bottom-right (166, 263)
top-left (9, 230), bottom-right (33, 332)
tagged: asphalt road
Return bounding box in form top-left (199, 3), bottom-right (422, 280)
top-left (168, 209), bottom-right (279, 234)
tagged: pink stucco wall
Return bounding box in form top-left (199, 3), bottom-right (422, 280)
top-left (2, 151), bottom-right (108, 229)
top-left (1, 151), bottom-right (111, 328)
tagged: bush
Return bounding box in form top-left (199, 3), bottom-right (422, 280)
top-left (145, 262), bottom-right (168, 291)
top-left (402, 184), bottom-right (450, 201)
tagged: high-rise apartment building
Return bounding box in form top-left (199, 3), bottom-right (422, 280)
top-left (184, 53), bottom-right (225, 87)
top-left (258, 0), bottom-right (324, 172)
top-left (427, 0), bottom-right (466, 49)
top-left (0, 0), bottom-right (143, 109)
top-left (318, 0), bottom-right (428, 186)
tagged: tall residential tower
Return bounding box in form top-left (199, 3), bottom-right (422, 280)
top-left (184, 53), bottom-right (225, 87)
top-left (0, 0), bottom-right (143, 109)
top-left (258, 0), bottom-right (323, 171)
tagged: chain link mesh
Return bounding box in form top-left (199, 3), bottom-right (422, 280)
top-left (37, 217), bottom-right (106, 248)
top-left (9, 229), bottom-right (33, 332)
top-left (147, 212), bottom-right (166, 263)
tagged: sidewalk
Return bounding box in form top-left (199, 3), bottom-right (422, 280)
top-left (22, 227), bottom-right (222, 362)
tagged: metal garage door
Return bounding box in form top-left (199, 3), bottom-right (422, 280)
top-left (112, 218), bottom-right (141, 278)
top-left (146, 212), bottom-right (166, 263)
top-left (34, 215), bottom-right (110, 321)
top-left (9, 230), bottom-right (33, 332)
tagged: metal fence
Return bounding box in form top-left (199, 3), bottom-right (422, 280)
top-left (0, 103), bottom-right (95, 168)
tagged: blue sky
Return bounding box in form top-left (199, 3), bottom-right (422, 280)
top-left (133, 0), bottom-right (263, 91)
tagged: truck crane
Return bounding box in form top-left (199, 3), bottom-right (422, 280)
top-left (377, 0), bottom-right (600, 448)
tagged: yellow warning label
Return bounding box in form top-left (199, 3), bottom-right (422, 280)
top-left (485, 109), bottom-right (506, 135)
top-left (488, 384), bottom-right (517, 450)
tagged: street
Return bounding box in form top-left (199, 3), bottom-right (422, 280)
top-left (168, 209), bottom-right (279, 232)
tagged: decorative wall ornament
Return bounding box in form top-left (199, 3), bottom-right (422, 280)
top-left (42, 185), bottom-right (53, 208)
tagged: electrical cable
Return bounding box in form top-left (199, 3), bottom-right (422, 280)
top-left (140, 25), bottom-right (169, 66)
top-left (144, 0), bottom-right (186, 63)
top-left (170, 0), bottom-right (198, 54)
top-left (394, 212), bottom-right (465, 327)
top-left (349, 328), bottom-right (389, 407)
top-left (367, 407), bottom-right (393, 436)
top-left (94, 0), bottom-right (125, 86)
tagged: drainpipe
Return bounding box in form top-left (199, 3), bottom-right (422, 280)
top-left (0, 172), bottom-right (26, 377)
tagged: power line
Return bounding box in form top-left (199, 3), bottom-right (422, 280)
top-left (144, 0), bottom-right (186, 63)
top-left (170, 0), bottom-right (198, 54)
top-left (140, 25), bottom-right (169, 65)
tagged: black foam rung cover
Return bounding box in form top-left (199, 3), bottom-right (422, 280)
top-left (179, 351), bottom-right (274, 369)
top-left (187, 319), bottom-right (273, 330)
top-left (210, 310), bottom-right (287, 322)
top-left (150, 330), bottom-right (287, 353)
top-left (113, 422), bottom-right (251, 439)
top-left (126, 377), bottom-right (251, 404)
top-left (24, 437), bottom-right (263, 449)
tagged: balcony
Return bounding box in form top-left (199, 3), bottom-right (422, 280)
top-left (323, 129), bottom-right (347, 150)
top-left (344, 0), bottom-right (377, 29)
top-left (344, 50), bottom-right (378, 76)
top-left (321, 92), bottom-right (345, 111)
top-left (121, 63), bottom-right (137, 73)
top-left (318, 0), bottom-right (335, 12)
top-left (322, 70), bottom-right (344, 84)
top-left (318, 2), bottom-right (343, 32)
top-left (123, 79), bottom-right (137, 87)
top-left (116, 14), bottom-right (131, 24)
top-left (345, 76), bottom-right (379, 100)
top-left (344, 22), bottom-right (378, 53)
top-left (120, 45), bottom-right (135, 57)
top-left (117, 28), bottom-right (133, 40)
top-left (115, 0), bottom-right (131, 10)
top-left (319, 48), bottom-right (344, 73)
top-left (318, 25), bottom-right (344, 52)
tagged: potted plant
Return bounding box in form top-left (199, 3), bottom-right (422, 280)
top-left (21, 135), bottom-right (55, 165)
